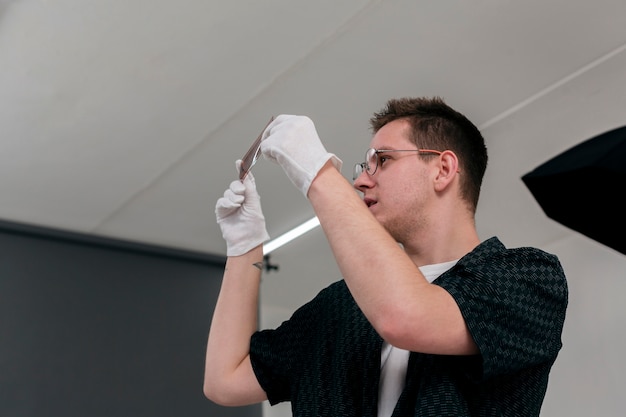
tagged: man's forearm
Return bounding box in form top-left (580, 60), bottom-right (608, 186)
top-left (307, 163), bottom-right (474, 354)
top-left (204, 245), bottom-right (266, 404)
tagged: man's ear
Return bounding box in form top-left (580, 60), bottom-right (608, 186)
top-left (433, 150), bottom-right (459, 191)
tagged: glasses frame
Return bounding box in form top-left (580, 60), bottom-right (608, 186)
top-left (353, 148), bottom-right (443, 181)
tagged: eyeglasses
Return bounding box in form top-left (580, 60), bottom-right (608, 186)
top-left (353, 148), bottom-right (442, 180)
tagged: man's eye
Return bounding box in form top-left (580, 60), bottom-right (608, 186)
top-left (379, 155), bottom-right (390, 165)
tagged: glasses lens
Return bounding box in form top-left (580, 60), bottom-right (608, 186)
top-left (365, 148), bottom-right (377, 175)
top-left (353, 163), bottom-right (364, 181)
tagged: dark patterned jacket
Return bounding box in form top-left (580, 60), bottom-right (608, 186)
top-left (250, 237), bottom-right (568, 416)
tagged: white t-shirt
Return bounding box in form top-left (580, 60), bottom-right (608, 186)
top-left (377, 260), bottom-right (459, 417)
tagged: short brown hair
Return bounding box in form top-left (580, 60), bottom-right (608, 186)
top-left (370, 97), bottom-right (488, 212)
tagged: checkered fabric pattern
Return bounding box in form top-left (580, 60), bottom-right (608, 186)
top-left (249, 237), bottom-right (568, 416)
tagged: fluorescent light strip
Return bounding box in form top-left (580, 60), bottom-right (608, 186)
top-left (263, 216), bottom-right (320, 255)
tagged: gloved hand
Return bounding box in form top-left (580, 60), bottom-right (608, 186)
top-left (215, 160), bottom-right (270, 256)
top-left (260, 115), bottom-right (342, 197)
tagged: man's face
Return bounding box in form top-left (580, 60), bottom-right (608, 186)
top-left (353, 119), bottom-right (437, 243)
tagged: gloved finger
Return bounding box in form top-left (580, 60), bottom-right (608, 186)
top-left (228, 179), bottom-right (246, 196)
top-left (261, 114), bottom-right (295, 140)
top-left (216, 196), bottom-right (235, 209)
top-left (215, 196), bottom-right (240, 219)
top-left (215, 181), bottom-right (245, 218)
top-left (223, 187), bottom-right (245, 205)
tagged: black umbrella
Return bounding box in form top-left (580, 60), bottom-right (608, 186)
top-left (521, 125), bottom-right (626, 255)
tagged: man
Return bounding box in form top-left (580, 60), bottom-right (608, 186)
top-left (204, 97), bottom-right (568, 416)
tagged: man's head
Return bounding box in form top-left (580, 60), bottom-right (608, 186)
top-left (369, 97), bottom-right (488, 213)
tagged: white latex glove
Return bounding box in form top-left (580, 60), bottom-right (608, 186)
top-left (260, 115), bottom-right (342, 197)
top-left (215, 160), bottom-right (270, 256)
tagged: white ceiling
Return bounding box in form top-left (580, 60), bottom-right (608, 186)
top-left (2, 1), bottom-right (626, 416)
